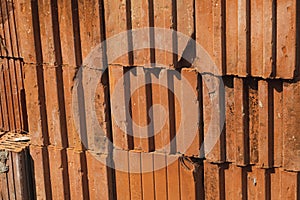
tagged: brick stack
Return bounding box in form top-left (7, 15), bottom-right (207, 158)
top-left (0, 0), bottom-right (297, 199)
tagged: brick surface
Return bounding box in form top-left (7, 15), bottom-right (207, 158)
top-left (167, 155), bottom-right (180, 200)
top-left (129, 151), bottom-right (142, 200)
top-left (283, 81), bottom-right (300, 171)
top-left (280, 170), bottom-right (299, 200)
top-left (224, 164), bottom-right (244, 199)
top-left (47, 146), bottom-right (70, 199)
top-left (141, 152), bottom-right (155, 200)
top-left (153, 0), bottom-right (173, 67)
top-left (104, 0), bottom-right (131, 65)
top-left (204, 161), bottom-right (224, 200)
top-left (258, 80), bottom-right (273, 168)
top-left (154, 153), bottom-right (168, 200)
top-left (196, 0), bottom-right (223, 74)
top-left (29, 145), bottom-right (52, 199)
top-left (131, 0), bottom-right (151, 66)
top-left (276, 0), bottom-right (297, 78)
top-left (247, 167), bottom-right (268, 199)
top-left (181, 68), bottom-right (200, 156)
top-left (234, 77), bottom-right (249, 166)
top-left (67, 148), bottom-right (89, 200)
top-left (86, 151), bottom-right (111, 200)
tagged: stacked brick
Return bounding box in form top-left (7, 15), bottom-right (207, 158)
top-left (0, 0), bottom-right (298, 199)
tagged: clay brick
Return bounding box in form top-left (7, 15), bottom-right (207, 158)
top-left (225, 0), bottom-right (238, 75)
top-left (172, 69), bottom-right (182, 154)
top-left (5, 1), bottom-right (19, 58)
top-left (38, 0), bottom-right (56, 64)
top-left (130, 67), bottom-right (150, 152)
top-left (47, 146), bottom-right (70, 199)
top-left (1, 1), bottom-right (13, 57)
top-left (167, 154), bottom-right (180, 200)
top-left (62, 65), bottom-right (83, 150)
top-left (202, 74), bottom-right (225, 162)
top-left (196, 0), bottom-right (223, 74)
top-left (247, 167), bottom-right (269, 199)
top-left (129, 151), bottom-right (142, 200)
top-left (43, 65), bottom-right (68, 148)
top-left (109, 65), bottom-right (131, 150)
top-left (9, 62), bottom-right (21, 130)
top-left (251, 0), bottom-right (273, 77)
top-left (283, 81), bottom-right (300, 171)
top-left (104, 0), bottom-right (131, 65)
top-left (141, 152), bottom-right (155, 200)
top-left (78, 0), bottom-right (102, 61)
top-left (272, 81), bottom-right (283, 167)
top-left (258, 80), bottom-right (273, 168)
top-left (248, 78), bottom-right (259, 164)
top-left (177, 0), bottom-right (194, 67)
top-left (180, 157), bottom-right (204, 200)
top-left (24, 64), bottom-right (49, 145)
top-left (154, 153), bottom-right (168, 200)
top-left (224, 77), bottom-right (235, 162)
top-left (67, 148), bottom-right (89, 200)
top-left (276, 0), bottom-right (297, 78)
top-left (234, 77), bottom-right (249, 166)
top-left (14, 0), bottom-right (36, 63)
top-left (0, 64), bottom-right (9, 130)
top-left (281, 170), bottom-right (299, 200)
top-left (153, 0), bottom-right (173, 67)
top-left (58, 0), bottom-right (76, 66)
top-left (86, 151), bottom-right (111, 200)
top-left (113, 149), bottom-right (131, 200)
top-left (131, 0), bottom-right (151, 66)
top-left (180, 68), bottom-right (200, 157)
top-left (29, 145), bottom-right (52, 199)
top-left (0, 171), bottom-right (9, 199)
top-left (270, 168), bottom-right (281, 200)
top-left (150, 69), bottom-right (170, 152)
top-left (6, 152), bottom-right (15, 200)
top-left (224, 164), bottom-right (243, 199)
top-left (204, 161), bottom-right (224, 200)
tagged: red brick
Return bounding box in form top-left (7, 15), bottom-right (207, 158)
top-left (196, 0), bottom-right (223, 74)
top-left (248, 79), bottom-right (259, 164)
top-left (130, 67), bottom-right (150, 151)
top-left (131, 0), bottom-right (151, 66)
top-left (177, 0), bottom-right (194, 66)
top-left (109, 65), bottom-right (131, 150)
top-left (29, 145), bottom-right (52, 199)
top-left (78, 0), bottom-right (102, 60)
top-left (225, 0), bottom-right (238, 75)
top-left (181, 68), bottom-right (200, 156)
top-left (224, 77), bottom-right (236, 162)
top-left (67, 148), bottom-right (89, 200)
top-left (247, 167), bottom-right (269, 199)
top-left (58, 0), bottom-right (76, 66)
top-left (204, 161), bottom-right (223, 199)
top-left (0, 64), bottom-right (9, 130)
top-left (281, 170), bottom-right (299, 200)
top-left (38, 0), bottom-right (56, 64)
top-left (104, 0), bottom-right (131, 65)
top-left (6, 1), bottom-right (19, 57)
top-left (225, 164), bottom-right (243, 199)
top-left (272, 81), bottom-right (283, 167)
top-left (276, 0), bottom-right (297, 78)
top-left (234, 77), bottom-right (249, 166)
top-left (258, 80), bottom-right (273, 168)
top-left (251, 0), bottom-right (273, 77)
top-left (24, 64), bottom-right (48, 145)
top-left (86, 151), bottom-right (111, 200)
top-left (7, 152), bottom-right (15, 199)
top-left (154, 153), bottom-right (167, 200)
top-left (180, 157), bottom-right (204, 200)
top-left (114, 149), bottom-right (131, 200)
top-left (153, 0), bottom-right (173, 67)
top-left (15, 0), bottom-right (36, 63)
top-left (44, 65), bottom-right (67, 148)
top-left (47, 146), bottom-right (70, 199)
top-left (62, 65), bottom-right (83, 150)
top-left (1, 1), bottom-right (13, 57)
top-left (202, 74), bottom-right (224, 162)
top-left (167, 155), bottom-right (180, 200)
top-left (283, 81), bottom-right (300, 171)
top-left (129, 151), bottom-right (142, 200)
top-left (270, 168), bottom-right (281, 200)
top-left (141, 152), bottom-right (155, 200)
